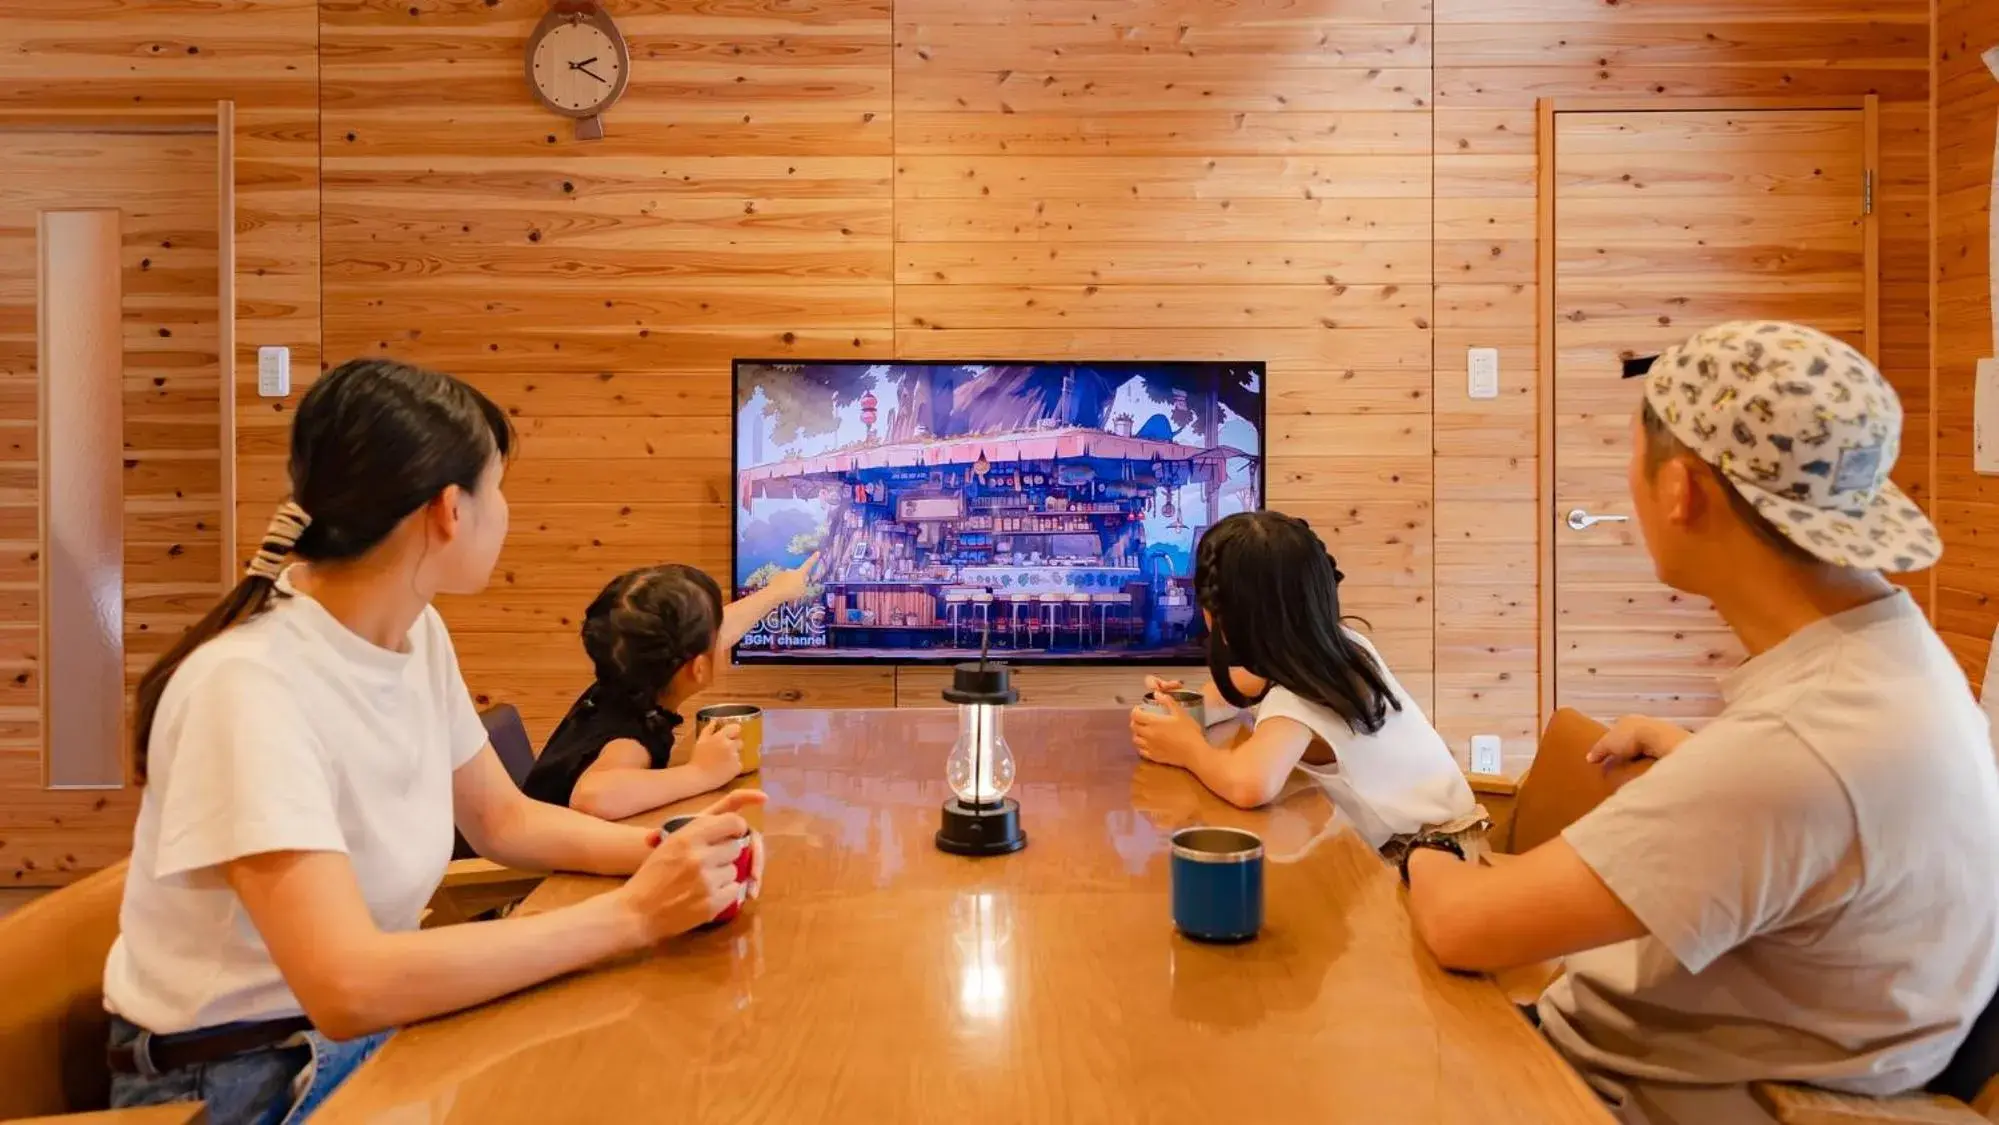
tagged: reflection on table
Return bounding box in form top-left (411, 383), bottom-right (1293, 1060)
top-left (314, 709), bottom-right (1610, 1125)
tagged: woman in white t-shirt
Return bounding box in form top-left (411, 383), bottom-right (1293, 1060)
top-left (102, 359), bottom-right (762, 1125)
top-left (1129, 511), bottom-right (1480, 852)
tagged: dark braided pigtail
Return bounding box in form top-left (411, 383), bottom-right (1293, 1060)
top-left (1193, 511), bottom-right (1398, 732)
top-left (579, 564), bottom-right (726, 736)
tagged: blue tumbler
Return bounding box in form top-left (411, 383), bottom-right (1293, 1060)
top-left (1169, 826), bottom-right (1265, 943)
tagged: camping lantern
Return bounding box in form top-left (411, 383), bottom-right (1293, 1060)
top-left (936, 656), bottom-right (1025, 857)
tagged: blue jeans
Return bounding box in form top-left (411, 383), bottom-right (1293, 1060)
top-left (108, 1016), bottom-right (389, 1125)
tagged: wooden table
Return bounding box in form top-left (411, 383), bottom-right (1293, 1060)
top-left (316, 708), bottom-right (1610, 1124)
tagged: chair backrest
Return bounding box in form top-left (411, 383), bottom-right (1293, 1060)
top-left (0, 860), bottom-right (128, 1118)
top-left (481, 703), bottom-right (536, 789)
top-left (1504, 709), bottom-right (1653, 854)
top-left (453, 704), bottom-right (536, 860)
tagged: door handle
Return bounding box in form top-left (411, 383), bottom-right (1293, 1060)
top-left (1566, 508), bottom-right (1631, 532)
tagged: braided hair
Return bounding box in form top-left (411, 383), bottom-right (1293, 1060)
top-left (1195, 511), bottom-right (1401, 735)
top-left (579, 564), bottom-right (725, 743)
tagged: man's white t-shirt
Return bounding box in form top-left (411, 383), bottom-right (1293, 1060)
top-left (1541, 593), bottom-right (1999, 1124)
top-left (103, 569), bottom-right (489, 1033)
top-left (1253, 630), bottom-right (1476, 848)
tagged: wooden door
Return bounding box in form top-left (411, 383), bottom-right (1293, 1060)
top-left (1550, 106), bottom-right (1874, 726)
top-left (0, 130), bottom-right (225, 883)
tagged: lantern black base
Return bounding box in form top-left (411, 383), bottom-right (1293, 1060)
top-left (936, 797), bottom-right (1026, 857)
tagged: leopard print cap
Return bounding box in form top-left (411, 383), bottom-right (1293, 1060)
top-left (1642, 320), bottom-right (1941, 573)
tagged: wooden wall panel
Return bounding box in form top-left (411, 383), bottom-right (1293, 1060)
top-left (0, 1), bottom-right (317, 885)
top-left (319, 0), bottom-right (896, 732)
top-left (1432, 0), bottom-right (1932, 774)
top-left (0, 1), bottom-right (325, 568)
top-left (6, 0), bottom-right (1956, 824)
top-left (1936, 0), bottom-right (1999, 680)
top-left (894, 0), bottom-right (1438, 729)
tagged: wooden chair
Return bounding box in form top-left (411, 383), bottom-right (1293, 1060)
top-left (0, 859), bottom-right (159, 1122)
top-left (0, 707), bottom-right (543, 1118)
top-left (451, 702), bottom-right (538, 861)
top-left (1495, 708), bottom-right (1652, 855)
top-left (429, 704), bottom-right (546, 927)
top-left (1753, 988), bottom-right (1999, 1123)
top-left (1486, 709), bottom-right (1652, 1005)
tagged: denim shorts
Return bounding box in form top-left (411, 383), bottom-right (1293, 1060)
top-left (108, 1015), bottom-right (389, 1125)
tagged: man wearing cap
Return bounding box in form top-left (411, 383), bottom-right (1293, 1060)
top-left (1404, 321), bottom-right (1999, 1123)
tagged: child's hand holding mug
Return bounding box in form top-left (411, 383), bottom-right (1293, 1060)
top-left (690, 718), bottom-right (745, 786)
top-left (1131, 690), bottom-right (1207, 768)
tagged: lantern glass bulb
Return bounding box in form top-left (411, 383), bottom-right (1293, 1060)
top-left (947, 702), bottom-right (1015, 805)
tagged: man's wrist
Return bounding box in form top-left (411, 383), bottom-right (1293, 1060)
top-left (1640, 716), bottom-right (1690, 758)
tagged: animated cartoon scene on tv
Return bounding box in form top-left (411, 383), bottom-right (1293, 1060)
top-left (733, 361), bottom-right (1264, 663)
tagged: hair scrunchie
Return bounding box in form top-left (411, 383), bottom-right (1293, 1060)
top-left (247, 500), bottom-right (311, 582)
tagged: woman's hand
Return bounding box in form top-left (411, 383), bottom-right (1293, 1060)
top-left (767, 551), bottom-right (822, 604)
top-left (617, 792), bottom-right (766, 944)
top-left (1585, 715), bottom-right (1691, 767)
top-left (1144, 674), bottom-right (1185, 697)
top-left (1130, 693), bottom-right (1208, 769)
top-left (689, 720), bottom-right (745, 785)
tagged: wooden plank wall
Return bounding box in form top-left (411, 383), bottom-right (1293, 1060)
top-left (1432, 0), bottom-right (1932, 771)
top-left (1936, 0), bottom-right (1999, 680)
top-left (889, 0), bottom-right (1438, 714)
top-left (319, 0), bottom-right (900, 724)
top-left (0, 1), bottom-right (318, 883)
top-left (3, 0), bottom-right (1946, 785)
top-left (321, 0), bottom-right (1439, 734)
top-left (0, 1), bottom-right (324, 563)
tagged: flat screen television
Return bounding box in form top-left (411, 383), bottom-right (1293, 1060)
top-left (731, 360), bottom-right (1266, 665)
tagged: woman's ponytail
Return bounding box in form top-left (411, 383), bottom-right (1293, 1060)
top-left (129, 357), bottom-right (514, 786)
top-left (131, 501), bottom-right (312, 783)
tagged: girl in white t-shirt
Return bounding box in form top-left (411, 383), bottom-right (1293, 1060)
top-left (102, 359), bottom-right (763, 1125)
top-left (1129, 511), bottom-right (1480, 851)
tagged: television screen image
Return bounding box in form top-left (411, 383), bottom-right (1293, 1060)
top-left (732, 361), bottom-right (1265, 665)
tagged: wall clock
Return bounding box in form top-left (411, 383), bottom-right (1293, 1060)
top-left (525, 1), bottom-right (630, 141)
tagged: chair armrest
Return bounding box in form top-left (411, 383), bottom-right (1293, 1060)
top-left (439, 858), bottom-right (545, 889)
top-left (425, 860), bottom-right (548, 929)
top-left (12, 1105), bottom-right (208, 1124)
top-left (1752, 1082), bottom-right (1987, 1125)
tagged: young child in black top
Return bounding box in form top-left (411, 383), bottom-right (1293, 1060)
top-left (524, 556), bottom-right (816, 819)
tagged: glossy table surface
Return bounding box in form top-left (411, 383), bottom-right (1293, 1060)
top-left (317, 708), bottom-right (1610, 1124)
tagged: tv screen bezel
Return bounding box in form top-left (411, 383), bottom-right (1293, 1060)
top-left (728, 358), bottom-right (1268, 668)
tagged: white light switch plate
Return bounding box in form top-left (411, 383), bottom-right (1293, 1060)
top-left (1978, 358), bottom-right (1999, 475)
top-left (257, 346), bottom-right (290, 398)
top-left (1470, 734), bottom-right (1504, 776)
top-left (1467, 347), bottom-right (1500, 400)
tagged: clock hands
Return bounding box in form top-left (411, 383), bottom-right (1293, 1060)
top-left (567, 56), bottom-right (610, 84)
